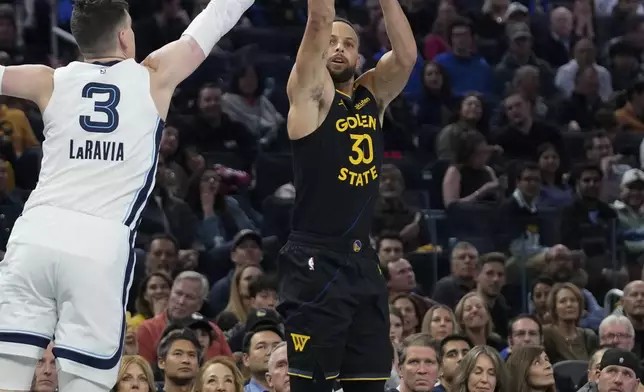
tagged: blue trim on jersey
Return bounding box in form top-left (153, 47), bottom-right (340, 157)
top-left (123, 117), bottom-right (164, 229)
top-left (53, 232), bottom-right (136, 370)
top-left (0, 331), bottom-right (50, 349)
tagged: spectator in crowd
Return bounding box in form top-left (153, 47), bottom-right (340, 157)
top-left (0, 96), bottom-right (40, 157)
top-left (393, 333), bottom-right (440, 392)
top-left (617, 280), bottom-right (644, 358)
top-left (558, 66), bottom-right (606, 131)
top-left (556, 38), bottom-right (613, 101)
top-left (130, 271), bottom-right (173, 329)
top-left (390, 307), bottom-right (405, 345)
top-left (612, 169), bottom-right (644, 263)
top-left (0, 154), bottom-right (23, 254)
top-left (222, 264), bottom-right (264, 324)
top-left (530, 276), bottom-right (554, 325)
top-left (372, 164), bottom-right (427, 250)
top-left (376, 232), bottom-right (405, 267)
top-left (137, 271), bottom-right (232, 364)
top-left (420, 304), bottom-right (457, 342)
top-left (475, 252), bottom-right (511, 338)
top-left (454, 292), bottom-right (506, 350)
top-left (493, 91), bottom-right (564, 163)
top-left (221, 64), bottom-right (285, 148)
top-left (501, 314), bottom-right (542, 359)
top-left (434, 17), bottom-right (495, 98)
top-left (495, 22), bottom-right (557, 98)
top-left (435, 335), bottom-right (472, 392)
top-left (195, 356), bottom-right (245, 392)
top-left (576, 348), bottom-right (609, 392)
top-left (157, 328), bottom-right (202, 392)
top-left (598, 314), bottom-right (635, 350)
top-left (415, 61), bottom-right (454, 127)
top-left (607, 41), bottom-right (642, 92)
top-left (506, 345), bottom-right (555, 392)
top-left (537, 143), bottom-right (573, 208)
top-left (144, 234), bottom-right (180, 276)
top-left (386, 258), bottom-right (418, 300)
top-left (182, 84), bottom-right (258, 171)
top-left (31, 342), bottom-right (57, 392)
top-left (542, 282), bottom-right (599, 363)
top-left (266, 342), bottom-right (289, 392)
top-left (594, 348), bottom-right (642, 392)
top-left (535, 7), bottom-right (574, 68)
top-left (436, 93), bottom-right (487, 161)
top-left (158, 123), bottom-right (189, 198)
top-left (112, 355), bottom-right (157, 392)
top-left (392, 293), bottom-right (424, 338)
top-left (442, 130), bottom-right (501, 207)
top-left (208, 230), bottom-right (264, 315)
top-left (242, 321), bottom-right (284, 392)
top-left (450, 345), bottom-right (509, 392)
top-left (584, 131), bottom-right (632, 204)
top-left (616, 80), bottom-right (644, 131)
top-left (433, 241), bottom-right (478, 309)
top-left (422, 1), bottom-right (456, 61)
top-left (474, 0), bottom-right (510, 62)
top-left (124, 321), bottom-right (140, 356)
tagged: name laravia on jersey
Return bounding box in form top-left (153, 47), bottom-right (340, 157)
top-left (69, 139), bottom-right (125, 161)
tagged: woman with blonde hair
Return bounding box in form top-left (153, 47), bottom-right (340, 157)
top-left (112, 355), bottom-right (156, 392)
top-left (452, 345), bottom-right (509, 392)
top-left (542, 282), bottom-right (598, 363)
top-left (194, 356), bottom-right (245, 392)
top-left (421, 304), bottom-right (458, 342)
top-left (506, 345), bottom-right (556, 392)
top-left (223, 264), bottom-right (264, 323)
top-left (454, 292), bottom-right (505, 351)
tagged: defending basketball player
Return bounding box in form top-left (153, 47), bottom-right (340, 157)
top-left (276, 0), bottom-right (416, 392)
top-left (0, 1), bottom-right (252, 391)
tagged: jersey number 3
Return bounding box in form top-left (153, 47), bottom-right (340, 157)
top-left (79, 82), bottom-right (121, 133)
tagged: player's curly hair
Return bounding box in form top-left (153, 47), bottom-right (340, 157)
top-left (70, 0), bottom-right (129, 58)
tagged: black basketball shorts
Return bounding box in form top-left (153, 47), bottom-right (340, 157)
top-left (276, 231), bottom-right (392, 382)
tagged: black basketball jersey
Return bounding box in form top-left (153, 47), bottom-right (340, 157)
top-left (290, 84), bottom-right (383, 239)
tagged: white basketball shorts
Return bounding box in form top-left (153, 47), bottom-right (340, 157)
top-left (0, 205), bottom-right (134, 388)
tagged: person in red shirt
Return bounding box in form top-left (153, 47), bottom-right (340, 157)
top-left (136, 271), bottom-right (232, 364)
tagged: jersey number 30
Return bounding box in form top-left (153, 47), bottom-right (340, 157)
top-left (79, 82), bottom-right (121, 133)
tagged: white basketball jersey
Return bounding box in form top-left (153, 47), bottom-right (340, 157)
top-left (23, 59), bottom-right (161, 230)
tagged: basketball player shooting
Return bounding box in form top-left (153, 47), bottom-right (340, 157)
top-left (276, 0), bottom-right (416, 392)
top-left (0, 0), bottom-right (252, 391)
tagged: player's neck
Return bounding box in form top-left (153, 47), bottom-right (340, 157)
top-left (84, 55), bottom-right (127, 64)
top-left (163, 380), bottom-right (194, 392)
top-left (334, 79), bottom-right (354, 97)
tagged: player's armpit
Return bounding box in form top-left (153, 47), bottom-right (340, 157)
top-left (358, 51), bottom-right (415, 110)
top-left (1, 65), bottom-right (54, 110)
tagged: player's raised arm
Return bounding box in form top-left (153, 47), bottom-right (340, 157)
top-left (145, 0), bottom-right (254, 90)
top-left (359, 0), bottom-right (416, 110)
top-left (286, 0), bottom-right (335, 106)
top-left (0, 65), bottom-right (54, 110)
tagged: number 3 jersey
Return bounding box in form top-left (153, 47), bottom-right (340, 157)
top-left (291, 84), bottom-right (383, 239)
top-left (23, 59), bottom-right (162, 230)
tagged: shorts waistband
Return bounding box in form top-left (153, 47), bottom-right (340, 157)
top-left (288, 231), bottom-right (371, 254)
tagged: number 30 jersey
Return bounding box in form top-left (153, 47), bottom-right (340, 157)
top-left (23, 59), bottom-right (162, 231)
top-left (290, 84), bottom-right (383, 239)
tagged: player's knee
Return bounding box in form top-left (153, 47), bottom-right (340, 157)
top-left (0, 353), bottom-right (39, 391)
top-left (58, 371), bottom-right (110, 392)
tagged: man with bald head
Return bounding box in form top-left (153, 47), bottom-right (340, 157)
top-left (555, 37), bottom-right (613, 100)
top-left (618, 280), bottom-right (644, 359)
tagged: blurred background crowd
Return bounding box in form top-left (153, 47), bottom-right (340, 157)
top-left (6, 0), bottom-right (644, 390)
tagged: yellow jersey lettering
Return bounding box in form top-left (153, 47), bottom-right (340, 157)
top-left (355, 97), bottom-right (371, 110)
top-left (291, 333), bottom-right (311, 352)
top-left (335, 114), bottom-right (377, 133)
top-left (337, 165), bottom-right (378, 187)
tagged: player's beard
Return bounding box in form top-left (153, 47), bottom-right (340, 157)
top-left (329, 64), bottom-right (356, 84)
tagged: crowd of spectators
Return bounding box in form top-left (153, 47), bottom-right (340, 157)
top-left (6, 0), bottom-right (644, 390)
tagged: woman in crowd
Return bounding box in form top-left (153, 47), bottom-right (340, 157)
top-left (415, 61), bottom-right (453, 127)
top-left (537, 143), bottom-right (573, 208)
top-left (423, 1), bottom-right (457, 60)
top-left (530, 276), bottom-right (554, 325)
top-left (390, 306), bottom-right (405, 345)
top-left (223, 264), bottom-right (264, 324)
top-left (506, 345), bottom-right (556, 392)
top-left (443, 130), bottom-right (501, 207)
top-left (194, 356), bottom-right (245, 392)
top-left (421, 304), bottom-right (457, 342)
top-left (185, 166), bottom-right (257, 249)
top-left (454, 292), bottom-right (506, 351)
top-left (112, 355), bottom-right (157, 392)
top-left (391, 294), bottom-right (424, 338)
top-left (452, 345), bottom-right (509, 392)
top-left (221, 64), bottom-right (285, 148)
top-left (129, 271), bottom-right (173, 329)
top-left (159, 123), bottom-right (190, 198)
top-left (437, 93), bottom-right (488, 161)
top-left (542, 283), bottom-right (598, 363)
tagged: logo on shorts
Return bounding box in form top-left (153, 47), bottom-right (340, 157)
top-left (291, 333), bottom-right (311, 352)
top-left (353, 240), bottom-right (362, 252)
top-left (308, 257), bottom-right (315, 271)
